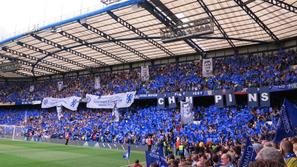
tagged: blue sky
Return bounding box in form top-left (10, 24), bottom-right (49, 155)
top-left (0, 0), bottom-right (105, 40)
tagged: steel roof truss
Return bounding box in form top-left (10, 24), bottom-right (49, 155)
top-left (197, 0), bottom-right (237, 49)
top-left (31, 34), bottom-right (107, 66)
top-left (107, 11), bottom-right (175, 57)
top-left (1, 47), bottom-right (64, 73)
top-left (17, 41), bottom-right (88, 69)
top-left (79, 22), bottom-right (150, 60)
top-left (140, 1), bottom-right (205, 55)
top-left (58, 30), bottom-right (128, 63)
top-left (233, 0), bottom-right (279, 41)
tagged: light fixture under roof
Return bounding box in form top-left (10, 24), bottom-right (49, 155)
top-left (176, 13), bottom-right (189, 23)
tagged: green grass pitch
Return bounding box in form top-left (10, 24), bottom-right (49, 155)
top-left (0, 139), bottom-right (145, 167)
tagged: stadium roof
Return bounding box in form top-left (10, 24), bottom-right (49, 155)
top-left (0, 0), bottom-right (297, 78)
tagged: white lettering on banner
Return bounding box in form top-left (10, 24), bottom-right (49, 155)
top-left (215, 95), bottom-right (222, 103)
top-left (168, 96), bottom-right (175, 104)
top-left (248, 93), bottom-right (257, 102)
top-left (42, 96), bottom-right (81, 111)
top-left (86, 91), bottom-right (136, 109)
top-left (261, 93), bottom-right (269, 101)
top-left (158, 98), bottom-right (164, 105)
top-left (228, 94), bottom-right (233, 102)
top-left (185, 96), bottom-right (193, 104)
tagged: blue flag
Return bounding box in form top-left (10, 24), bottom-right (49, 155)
top-left (123, 145), bottom-right (130, 160)
top-left (239, 137), bottom-right (256, 167)
top-left (145, 151), bottom-right (168, 167)
top-left (152, 142), bottom-right (164, 157)
top-left (273, 99), bottom-right (297, 143)
top-left (283, 99), bottom-right (297, 128)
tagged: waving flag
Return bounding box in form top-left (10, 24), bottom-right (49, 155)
top-left (123, 145), bottom-right (131, 160)
top-left (239, 137), bottom-right (256, 167)
top-left (145, 151), bottom-right (168, 167)
top-left (273, 99), bottom-right (297, 143)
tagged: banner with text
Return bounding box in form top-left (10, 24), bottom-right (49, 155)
top-left (86, 91), bottom-right (136, 109)
top-left (42, 96), bottom-right (81, 111)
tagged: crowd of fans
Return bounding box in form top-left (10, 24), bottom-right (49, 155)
top-left (0, 50), bottom-right (296, 102)
top-left (0, 49), bottom-right (297, 166)
top-left (0, 104), bottom-right (296, 166)
top-left (0, 105), bottom-right (279, 144)
top-left (158, 138), bottom-right (297, 167)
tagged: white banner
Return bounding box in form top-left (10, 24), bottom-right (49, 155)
top-left (29, 85), bottom-right (35, 92)
top-left (42, 96), bottom-right (81, 111)
top-left (57, 81), bottom-right (63, 91)
top-left (86, 91), bottom-right (136, 109)
top-left (56, 105), bottom-right (63, 120)
top-left (180, 100), bottom-right (193, 125)
top-left (202, 58), bottom-right (213, 77)
top-left (141, 66), bottom-right (150, 81)
top-left (94, 76), bottom-right (101, 90)
top-left (112, 104), bottom-right (120, 122)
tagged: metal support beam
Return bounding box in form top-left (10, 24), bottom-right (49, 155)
top-left (107, 11), bottom-right (175, 57)
top-left (197, 0), bottom-right (237, 49)
top-left (263, 0), bottom-right (297, 14)
top-left (31, 34), bottom-right (107, 66)
top-left (17, 41), bottom-right (88, 69)
top-left (14, 71), bottom-right (32, 77)
top-left (150, 0), bottom-right (182, 24)
top-left (79, 22), bottom-right (150, 60)
top-left (140, 1), bottom-right (205, 55)
top-left (233, 0), bottom-right (279, 41)
top-left (65, 36), bottom-right (265, 45)
top-left (58, 30), bottom-right (128, 63)
top-left (19, 67), bottom-right (46, 76)
top-left (0, 53), bottom-right (59, 74)
top-left (1, 47), bottom-right (62, 73)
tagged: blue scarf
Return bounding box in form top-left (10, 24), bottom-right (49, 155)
top-left (284, 153), bottom-right (296, 161)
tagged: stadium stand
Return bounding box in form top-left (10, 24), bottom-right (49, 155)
top-left (0, 105), bottom-right (279, 143)
top-left (0, 49), bottom-right (296, 102)
top-left (1, 0), bottom-right (297, 166)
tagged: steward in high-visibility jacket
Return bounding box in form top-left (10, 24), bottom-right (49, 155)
top-left (178, 144), bottom-right (185, 157)
top-left (164, 141), bottom-right (172, 156)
